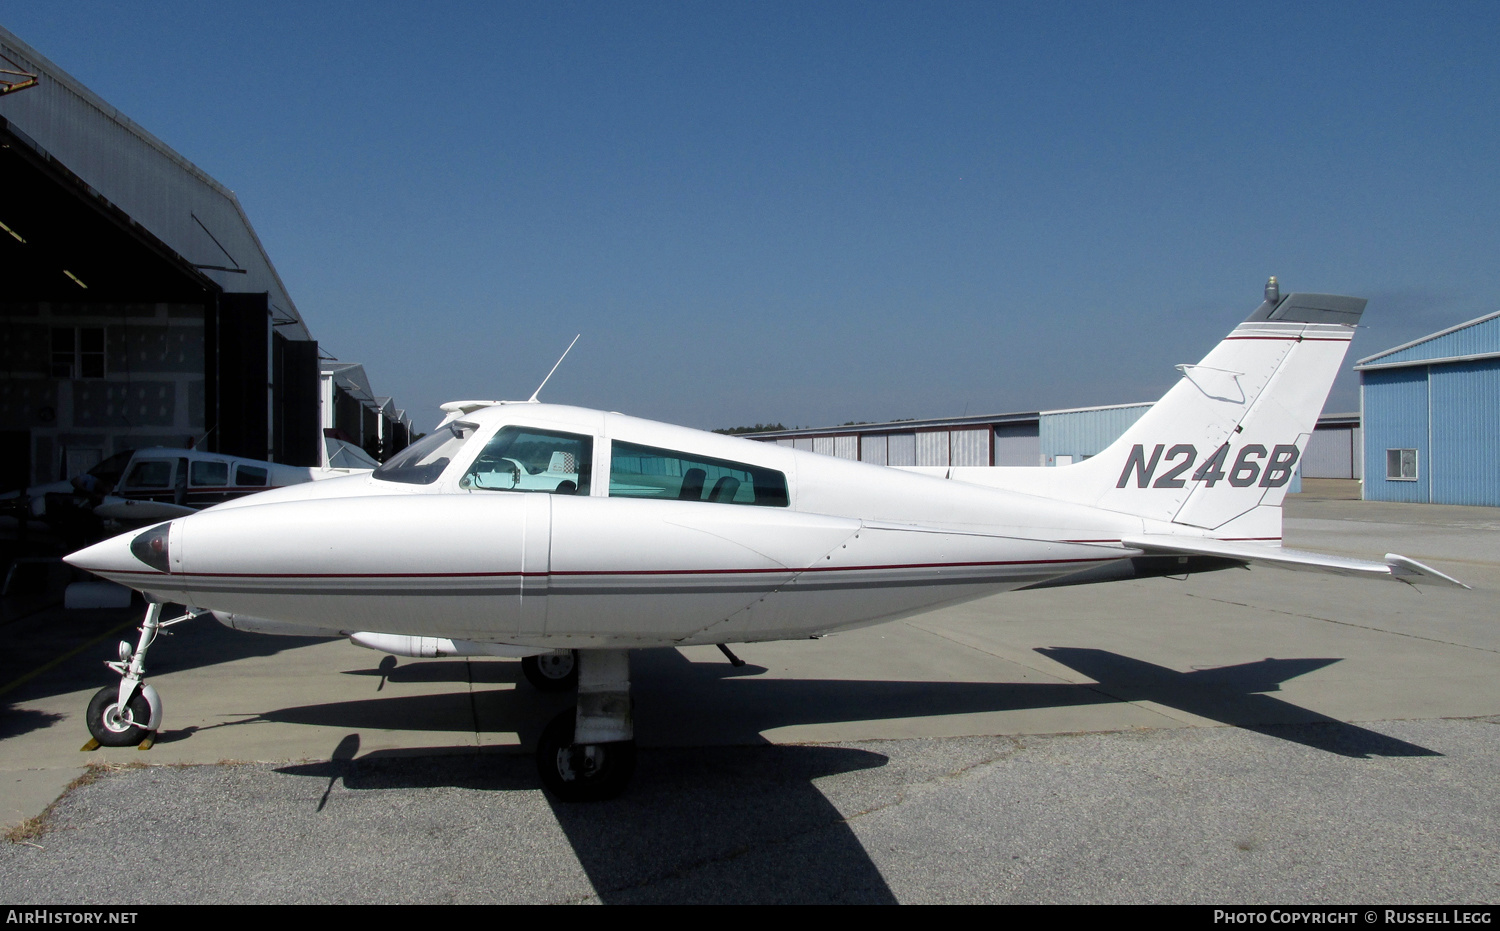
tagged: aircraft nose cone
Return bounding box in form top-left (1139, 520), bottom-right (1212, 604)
top-left (65, 522), bottom-right (173, 576)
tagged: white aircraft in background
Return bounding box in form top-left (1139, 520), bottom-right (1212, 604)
top-left (66, 281), bottom-right (1467, 801)
top-left (2, 435), bottom-right (378, 533)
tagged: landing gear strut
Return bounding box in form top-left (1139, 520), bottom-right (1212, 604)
top-left (535, 649), bottom-right (635, 802)
top-left (85, 601), bottom-right (198, 747)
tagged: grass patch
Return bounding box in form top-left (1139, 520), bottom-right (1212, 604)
top-left (4, 761), bottom-right (148, 845)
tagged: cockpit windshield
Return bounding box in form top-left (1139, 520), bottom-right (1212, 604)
top-left (372, 420), bottom-right (476, 485)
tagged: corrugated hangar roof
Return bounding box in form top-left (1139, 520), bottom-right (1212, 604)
top-left (742, 401), bottom-right (1155, 440)
top-left (1355, 309), bottom-right (1500, 371)
top-left (0, 26), bottom-right (310, 340)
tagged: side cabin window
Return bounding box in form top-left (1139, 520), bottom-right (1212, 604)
top-left (236, 465), bottom-right (268, 487)
top-left (190, 461), bottom-right (230, 487)
top-left (459, 426), bottom-right (592, 495)
top-left (609, 441), bottom-right (788, 507)
top-left (374, 420), bottom-right (476, 485)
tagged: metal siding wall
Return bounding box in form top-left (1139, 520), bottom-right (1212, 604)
top-left (812, 436), bottom-right (834, 457)
top-left (1368, 315), bottom-right (1500, 367)
top-left (887, 433), bottom-right (916, 467)
top-left (950, 428), bottom-right (988, 466)
top-left (0, 45), bottom-right (301, 332)
top-left (992, 423), bottom-right (1041, 466)
top-left (1301, 426), bottom-right (1355, 479)
top-left (1039, 405), bottom-right (1150, 463)
top-left (833, 435), bottom-right (858, 460)
top-left (916, 431), bottom-right (949, 467)
top-left (793, 438), bottom-right (812, 451)
top-left (993, 434), bottom-right (1041, 465)
top-left (1430, 360), bottom-right (1500, 505)
top-left (860, 434), bottom-right (888, 465)
top-left (1361, 367), bottom-right (1429, 502)
top-left (0, 36), bottom-right (306, 332)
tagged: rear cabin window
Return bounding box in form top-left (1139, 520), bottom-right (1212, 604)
top-left (123, 460), bottom-right (173, 489)
top-left (609, 441), bottom-right (788, 507)
top-left (190, 461), bottom-right (230, 486)
top-left (236, 465), bottom-right (268, 486)
top-left (459, 426), bottom-right (593, 495)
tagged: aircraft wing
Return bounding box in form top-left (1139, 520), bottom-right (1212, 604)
top-left (1122, 534), bottom-right (1469, 589)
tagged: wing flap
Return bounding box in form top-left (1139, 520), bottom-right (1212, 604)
top-left (1122, 534), bottom-right (1469, 589)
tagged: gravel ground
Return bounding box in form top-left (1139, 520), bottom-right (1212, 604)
top-left (3, 717), bottom-right (1496, 904)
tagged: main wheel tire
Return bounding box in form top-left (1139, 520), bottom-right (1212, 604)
top-left (535, 709), bottom-right (636, 802)
top-left (521, 650), bottom-right (579, 692)
top-left (86, 685), bottom-right (152, 747)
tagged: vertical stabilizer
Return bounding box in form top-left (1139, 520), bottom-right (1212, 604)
top-left (942, 287), bottom-right (1365, 540)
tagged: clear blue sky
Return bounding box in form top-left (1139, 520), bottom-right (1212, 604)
top-left (7, 2), bottom-right (1500, 431)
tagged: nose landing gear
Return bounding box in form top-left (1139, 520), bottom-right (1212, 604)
top-left (84, 601), bottom-right (199, 748)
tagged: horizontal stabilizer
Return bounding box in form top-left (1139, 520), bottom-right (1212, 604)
top-left (1121, 534), bottom-right (1470, 589)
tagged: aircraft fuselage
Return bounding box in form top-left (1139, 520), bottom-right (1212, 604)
top-left (69, 403), bottom-right (1146, 647)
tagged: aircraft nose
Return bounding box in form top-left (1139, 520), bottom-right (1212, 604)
top-left (65, 522), bottom-right (174, 576)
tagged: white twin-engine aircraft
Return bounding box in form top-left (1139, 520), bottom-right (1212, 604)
top-left (66, 282), bottom-right (1467, 800)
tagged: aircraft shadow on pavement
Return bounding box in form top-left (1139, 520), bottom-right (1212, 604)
top-left (276, 736), bottom-right (897, 904)
top-left (1035, 647), bottom-right (1441, 758)
top-left (247, 645), bottom-right (1439, 759)
top-left (0, 705), bottom-right (63, 740)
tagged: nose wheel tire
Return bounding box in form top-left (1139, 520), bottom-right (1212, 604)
top-left (522, 650), bottom-right (579, 692)
top-left (535, 708), bottom-right (635, 802)
top-left (86, 685), bottom-right (152, 747)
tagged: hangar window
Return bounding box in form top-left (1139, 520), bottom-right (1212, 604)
top-left (609, 441), bottom-right (788, 507)
top-left (1386, 448), bottom-right (1418, 481)
top-left (51, 327), bottom-right (105, 379)
top-left (459, 426), bottom-right (592, 495)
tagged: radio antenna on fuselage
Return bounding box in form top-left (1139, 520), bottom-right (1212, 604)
top-left (528, 334), bottom-right (581, 403)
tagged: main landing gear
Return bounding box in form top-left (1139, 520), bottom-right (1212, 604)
top-left (521, 649), bottom-right (579, 692)
top-left (534, 649), bottom-right (636, 802)
top-left (85, 601), bottom-right (198, 748)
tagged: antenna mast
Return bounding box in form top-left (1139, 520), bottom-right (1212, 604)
top-left (528, 334), bottom-right (581, 402)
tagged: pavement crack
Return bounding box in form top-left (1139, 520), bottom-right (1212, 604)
top-left (1182, 594), bottom-right (1500, 655)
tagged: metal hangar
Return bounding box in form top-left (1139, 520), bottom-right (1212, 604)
top-left (0, 27), bottom-right (408, 493)
top-left (1357, 310), bottom-right (1500, 505)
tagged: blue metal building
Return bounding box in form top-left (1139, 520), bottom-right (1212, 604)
top-left (1356, 310), bottom-right (1500, 505)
